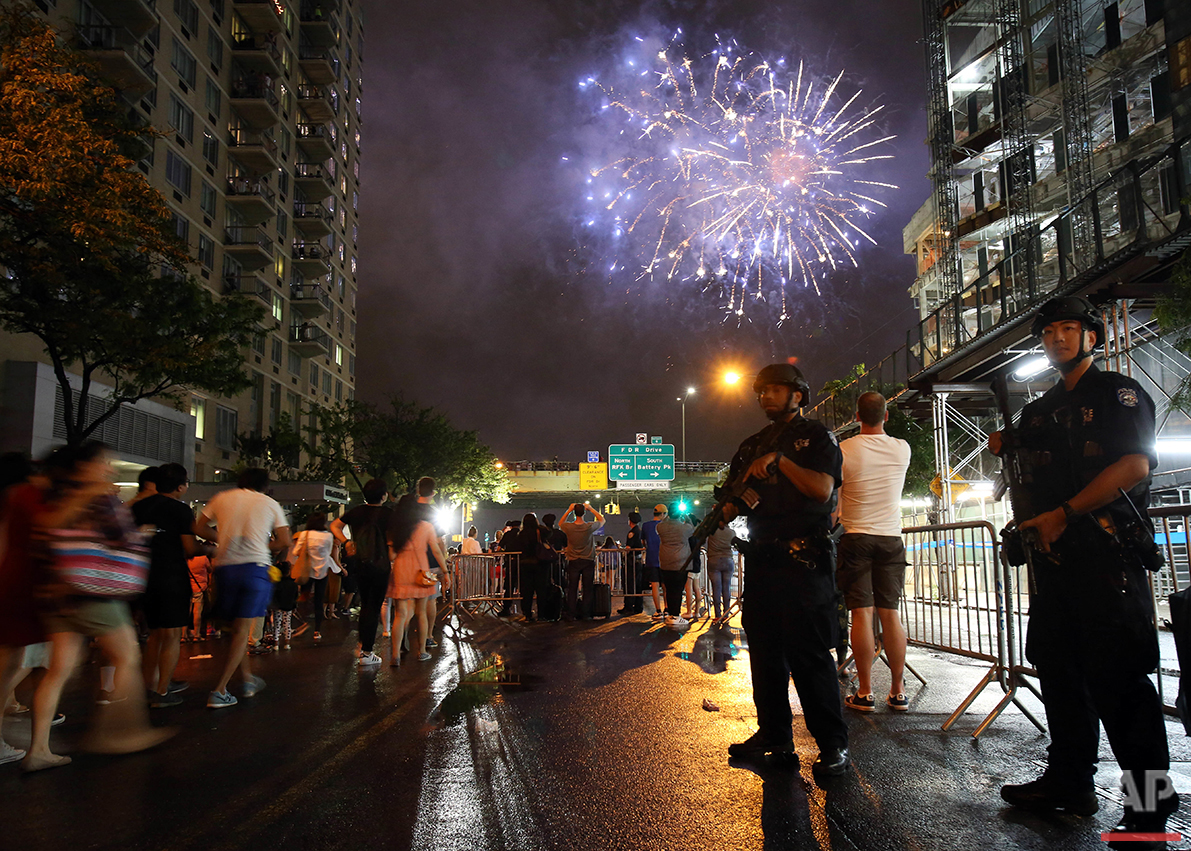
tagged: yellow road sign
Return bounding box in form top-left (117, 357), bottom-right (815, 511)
top-left (579, 462), bottom-right (607, 490)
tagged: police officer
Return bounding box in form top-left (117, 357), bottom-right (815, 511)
top-left (723, 363), bottom-right (850, 775)
top-left (992, 297), bottom-right (1177, 847)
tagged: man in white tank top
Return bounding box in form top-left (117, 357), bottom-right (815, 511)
top-left (837, 392), bottom-right (912, 713)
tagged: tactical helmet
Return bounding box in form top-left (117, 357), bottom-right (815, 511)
top-left (1029, 296), bottom-right (1105, 348)
top-left (752, 363), bottom-right (810, 407)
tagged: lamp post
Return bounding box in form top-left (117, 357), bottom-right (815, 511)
top-left (678, 386), bottom-right (696, 464)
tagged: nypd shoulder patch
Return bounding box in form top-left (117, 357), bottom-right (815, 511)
top-left (1117, 387), bottom-right (1139, 408)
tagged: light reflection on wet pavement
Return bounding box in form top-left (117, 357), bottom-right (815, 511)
top-left (3, 611), bottom-right (1190, 850)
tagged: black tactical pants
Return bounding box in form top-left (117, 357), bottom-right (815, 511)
top-left (741, 555), bottom-right (847, 752)
top-left (1027, 544), bottom-right (1169, 796)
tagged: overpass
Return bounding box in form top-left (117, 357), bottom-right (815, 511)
top-left (500, 461), bottom-right (727, 511)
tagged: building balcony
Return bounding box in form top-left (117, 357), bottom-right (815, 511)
top-left (295, 123), bottom-right (334, 160)
top-left (233, 0), bottom-right (284, 34)
top-left (223, 273), bottom-right (272, 306)
top-left (289, 283), bottom-right (332, 319)
top-left (225, 179), bottom-right (276, 225)
top-left (229, 77), bottom-right (280, 129)
top-left (87, 0), bottom-right (158, 39)
top-left (74, 26), bottom-right (157, 99)
top-left (289, 323), bottom-right (332, 356)
top-left (299, 7), bottom-right (339, 47)
top-left (230, 34), bottom-right (281, 77)
top-left (227, 128), bottom-right (279, 174)
top-left (292, 242), bottom-right (331, 274)
top-left (296, 83), bottom-right (336, 123)
top-left (223, 226), bottom-right (274, 270)
top-left (294, 162), bottom-right (333, 200)
top-left (298, 47), bottom-right (339, 85)
top-left (293, 202), bottom-right (332, 237)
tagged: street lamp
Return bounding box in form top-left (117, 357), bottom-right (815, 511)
top-left (678, 386), bottom-right (696, 464)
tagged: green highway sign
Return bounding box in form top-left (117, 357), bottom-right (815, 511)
top-left (608, 444), bottom-right (675, 482)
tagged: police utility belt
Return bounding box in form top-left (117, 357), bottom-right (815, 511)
top-left (742, 533), bottom-right (832, 569)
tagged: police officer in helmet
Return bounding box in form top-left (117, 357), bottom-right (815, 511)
top-left (722, 363), bottom-right (850, 775)
top-left (992, 296), bottom-right (1177, 846)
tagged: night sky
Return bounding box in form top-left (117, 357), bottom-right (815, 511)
top-left (355, 0), bottom-right (930, 465)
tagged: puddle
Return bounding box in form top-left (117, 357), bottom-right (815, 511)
top-left (438, 654), bottom-right (524, 724)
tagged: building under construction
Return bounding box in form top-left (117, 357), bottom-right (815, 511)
top-left (816, 0), bottom-right (1191, 517)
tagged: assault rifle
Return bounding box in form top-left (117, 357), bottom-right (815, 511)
top-left (681, 417), bottom-right (794, 570)
top-left (992, 374), bottom-right (1044, 567)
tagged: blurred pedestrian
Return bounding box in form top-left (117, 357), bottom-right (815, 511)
top-left (125, 466), bottom-right (158, 507)
top-left (195, 468), bottom-right (291, 709)
top-left (619, 511), bottom-right (644, 615)
top-left (514, 513), bottom-right (550, 622)
top-left (642, 505), bottom-right (665, 620)
top-left (26, 442), bottom-right (172, 769)
top-left (331, 478), bottom-right (393, 667)
top-left (705, 522), bottom-right (736, 625)
top-left (560, 502), bottom-right (603, 620)
top-left (461, 526), bottom-right (482, 555)
top-left (386, 495), bottom-right (449, 666)
top-left (290, 512), bottom-right (343, 642)
top-left (133, 463), bottom-right (202, 708)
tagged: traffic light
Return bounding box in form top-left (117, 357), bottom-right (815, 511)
top-left (678, 500), bottom-right (688, 512)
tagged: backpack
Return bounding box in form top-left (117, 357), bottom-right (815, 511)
top-left (348, 509), bottom-right (388, 567)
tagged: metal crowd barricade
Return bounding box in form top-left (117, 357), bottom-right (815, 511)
top-left (902, 520), bottom-right (1044, 737)
top-left (449, 552), bottom-right (520, 617)
top-left (595, 548), bottom-right (642, 601)
top-left (1148, 504), bottom-right (1190, 715)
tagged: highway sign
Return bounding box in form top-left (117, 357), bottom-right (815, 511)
top-left (586, 450), bottom-right (600, 463)
top-left (608, 444), bottom-right (675, 482)
top-left (651, 436), bottom-right (662, 444)
top-left (615, 481), bottom-right (670, 491)
top-left (579, 462), bottom-right (607, 490)
top-left (636, 433), bottom-right (647, 445)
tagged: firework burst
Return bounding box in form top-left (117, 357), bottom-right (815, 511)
top-left (578, 32), bottom-right (897, 322)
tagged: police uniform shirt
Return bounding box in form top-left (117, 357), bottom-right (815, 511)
top-left (1018, 363), bottom-right (1156, 526)
top-left (727, 415), bottom-right (843, 542)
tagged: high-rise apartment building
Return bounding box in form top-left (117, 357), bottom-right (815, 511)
top-left (0, 0), bottom-right (363, 481)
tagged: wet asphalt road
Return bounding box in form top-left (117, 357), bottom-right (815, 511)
top-left (3, 607), bottom-right (1191, 851)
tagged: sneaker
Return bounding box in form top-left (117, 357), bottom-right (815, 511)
top-left (1000, 776), bottom-right (1098, 816)
top-left (4, 702), bottom-right (28, 716)
top-left (670, 616), bottom-right (690, 629)
top-left (207, 690), bottom-right (238, 709)
top-left (381, 631), bottom-right (390, 638)
top-left (283, 643), bottom-right (291, 650)
top-left (425, 638), bottom-right (439, 648)
top-left (0, 740), bottom-right (26, 765)
top-left (417, 651), bottom-right (432, 662)
top-left (886, 692), bottom-right (909, 711)
top-left (845, 693), bottom-right (876, 712)
top-left (166, 680), bottom-right (189, 694)
top-left (50, 713), bottom-right (66, 726)
top-left (650, 611), bottom-right (667, 622)
top-left (242, 675), bottom-right (266, 698)
top-left (358, 652), bottom-right (382, 667)
top-left (312, 632), bottom-right (322, 642)
top-left (150, 691), bottom-right (183, 708)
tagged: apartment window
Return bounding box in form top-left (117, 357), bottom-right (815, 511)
top-left (167, 93), bottom-right (194, 142)
top-left (350, 256), bottom-right (356, 275)
top-left (165, 151), bottom-right (192, 198)
top-left (171, 38), bottom-right (197, 88)
top-left (197, 233), bottom-right (215, 268)
top-left (334, 343), bottom-right (343, 366)
top-left (348, 354), bottom-right (355, 376)
top-left (206, 24), bottom-right (222, 69)
top-left (200, 180), bottom-right (217, 217)
top-left (276, 210), bottom-right (287, 239)
top-left (210, 0), bottom-right (225, 19)
top-left (288, 349), bottom-right (302, 375)
top-left (272, 292), bottom-right (283, 322)
top-left (271, 337), bottom-right (282, 365)
top-left (335, 379), bottom-right (342, 402)
top-left (191, 396), bottom-right (207, 440)
top-left (322, 370), bottom-right (332, 395)
top-left (349, 319), bottom-right (356, 343)
top-left (201, 128), bottom-right (219, 166)
top-left (174, 0), bottom-right (199, 32)
top-left (336, 309), bottom-right (344, 334)
top-left (309, 362), bottom-right (319, 387)
top-left (252, 332), bottom-right (265, 355)
top-left (215, 405), bottom-right (237, 450)
top-left (336, 275), bottom-right (345, 299)
top-left (205, 77), bottom-right (221, 116)
top-left (1112, 93), bottom-right (1130, 143)
top-left (173, 211), bottom-right (190, 245)
top-left (277, 165), bottom-right (289, 198)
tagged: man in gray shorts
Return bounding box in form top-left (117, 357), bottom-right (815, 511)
top-left (836, 392), bottom-right (911, 712)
